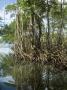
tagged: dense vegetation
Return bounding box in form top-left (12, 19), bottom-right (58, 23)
top-left (0, 0), bottom-right (67, 90)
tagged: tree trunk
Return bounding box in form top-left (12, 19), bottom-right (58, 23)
top-left (46, 0), bottom-right (51, 90)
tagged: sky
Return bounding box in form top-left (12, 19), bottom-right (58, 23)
top-left (0, 0), bottom-right (16, 54)
top-left (0, 0), bottom-right (16, 25)
top-left (0, 0), bottom-right (16, 9)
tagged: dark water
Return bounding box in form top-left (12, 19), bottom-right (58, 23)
top-left (0, 82), bottom-right (16, 90)
top-left (0, 76), bottom-right (16, 90)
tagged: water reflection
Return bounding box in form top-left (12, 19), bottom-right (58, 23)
top-left (0, 43), bottom-right (13, 54)
top-left (0, 76), bottom-right (14, 83)
top-left (0, 76), bottom-right (15, 90)
top-left (0, 43), bottom-right (15, 90)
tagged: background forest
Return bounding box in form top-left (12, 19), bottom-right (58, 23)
top-left (0, 0), bottom-right (67, 90)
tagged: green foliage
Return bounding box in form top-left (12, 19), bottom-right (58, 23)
top-left (0, 54), bottom-right (14, 76)
top-left (5, 4), bottom-right (16, 12)
top-left (2, 21), bottom-right (16, 43)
